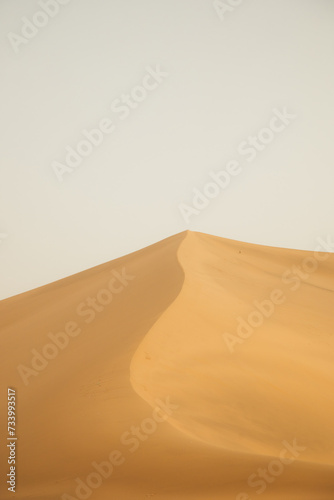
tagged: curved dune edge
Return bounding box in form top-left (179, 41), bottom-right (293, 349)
top-left (1, 230), bottom-right (334, 499)
top-left (130, 231), bottom-right (334, 465)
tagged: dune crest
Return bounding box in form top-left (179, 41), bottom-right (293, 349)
top-left (1, 230), bottom-right (334, 499)
top-left (130, 231), bottom-right (334, 464)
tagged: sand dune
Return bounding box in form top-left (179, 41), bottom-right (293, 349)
top-left (0, 231), bottom-right (333, 499)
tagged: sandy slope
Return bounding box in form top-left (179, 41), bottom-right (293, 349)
top-left (0, 231), bottom-right (333, 499)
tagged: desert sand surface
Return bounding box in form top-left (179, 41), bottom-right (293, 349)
top-left (0, 230), bottom-right (333, 500)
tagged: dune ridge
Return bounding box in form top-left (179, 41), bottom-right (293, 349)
top-left (130, 231), bottom-right (334, 464)
top-left (0, 230), bottom-right (333, 499)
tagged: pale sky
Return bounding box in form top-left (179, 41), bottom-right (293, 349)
top-left (1, 0), bottom-right (334, 300)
